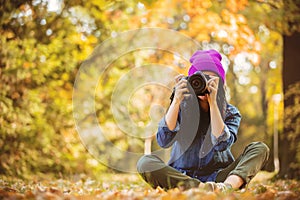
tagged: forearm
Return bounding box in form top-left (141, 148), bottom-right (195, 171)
top-left (165, 99), bottom-right (181, 131)
top-left (210, 102), bottom-right (224, 138)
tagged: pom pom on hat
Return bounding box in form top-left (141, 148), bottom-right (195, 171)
top-left (188, 49), bottom-right (225, 83)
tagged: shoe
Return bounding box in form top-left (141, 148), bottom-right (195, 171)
top-left (177, 179), bottom-right (202, 191)
top-left (202, 182), bottom-right (233, 193)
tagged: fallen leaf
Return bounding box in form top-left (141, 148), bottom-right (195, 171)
top-left (276, 191), bottom-right (297, 200)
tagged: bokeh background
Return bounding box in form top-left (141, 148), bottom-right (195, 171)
top-left (1, 0), bottom-right (299, 180)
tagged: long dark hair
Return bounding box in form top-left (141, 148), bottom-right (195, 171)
top-left (216, 78), bottom-right (227, 119)
top-left (165, 75), bottom-right (228, 160)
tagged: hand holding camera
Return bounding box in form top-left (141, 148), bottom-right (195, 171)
top-left (172, 74), bottom-right (190, 104)
top-left (204, 76), bottom-right (219, 106)
top-left (171, 71), bottom-right (220, 104)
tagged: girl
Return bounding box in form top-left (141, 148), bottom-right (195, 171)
top-left (137, 49), bottom-right (269, 192)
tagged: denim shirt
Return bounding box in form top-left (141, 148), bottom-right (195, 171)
top-left (156, 102), bottom-right (241, 182)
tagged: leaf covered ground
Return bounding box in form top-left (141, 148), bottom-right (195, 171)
top-left (0, 172), bottom-right (299, 200)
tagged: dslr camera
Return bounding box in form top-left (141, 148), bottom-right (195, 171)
top-left (185, 71), bottom-right (211, 96)
top-left (169, 71), bottom-right (211, 103)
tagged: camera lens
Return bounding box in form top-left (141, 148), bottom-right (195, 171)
top-left (191, 79), bottom-right (201, 88)
top-left (187, 71), bottom-right (208, 96)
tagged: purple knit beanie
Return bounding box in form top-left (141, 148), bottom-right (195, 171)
top-left (188, 49), bottom-right (225, 83)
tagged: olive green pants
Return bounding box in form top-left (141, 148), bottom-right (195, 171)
top-left (137, 142), bottom-right (270, 190)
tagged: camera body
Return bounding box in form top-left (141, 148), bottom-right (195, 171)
top-left (169, 71), bottom-right (211, 103)
top-left (185, 71), bottom-right (210, 96)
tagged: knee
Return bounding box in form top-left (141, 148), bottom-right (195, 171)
top-left (250, 141), bottom-right (270, 158)
top-left (136, 154), bottom-right (158, 173)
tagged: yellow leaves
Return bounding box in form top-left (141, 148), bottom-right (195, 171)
top-left (187, 0), bottom-right (213, 10)
top-left (253, 41), bottom-right (262, 52)
top-left (11, 92), bottom-right (21, 100)
top-left (247, 51), bottom-right (261, 66)
top-left (162, 190), bottom-right (187, 200)
top-left (255, 188), bottom-right (276, 200)
top-left (3, 31), bottom-right (15, 39)
top-left (61, 73), bottom-right (69, 81)
top-left (22, 62), bottom-right (31, 69)
top-left (236, 14), bottom-right (246, 24)
top-left (220, 9), bottom-right (232, 23)
top-left (277, 191), bottom-right (298, 200)
top-left (226, 0), bottom-right (249, 13)
top-left (185, 10), bottom-right (221, 41)
top-left (92, 0), bottom-right (114, 10)
top-left (69, 33), bottom-right (97, 46)
top-left (1, 174), bottom-right (300, 200)
top-left (156, 186), bottom-right (166, 194)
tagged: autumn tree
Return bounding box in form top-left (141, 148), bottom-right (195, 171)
top-left (0, 0), bottom-right (114, 178)
top-left (1, 0), bottom-right (299, 179)
top-left (280, 0), bottom-right (300, 179)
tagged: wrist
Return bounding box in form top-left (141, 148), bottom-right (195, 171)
top-left (209, 101), bottom-right (218, 108)
top-left (173, 97), bottom-right (181, 106)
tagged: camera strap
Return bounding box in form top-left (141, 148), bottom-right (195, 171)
top-left (169, 87), bottom-right (175, 104)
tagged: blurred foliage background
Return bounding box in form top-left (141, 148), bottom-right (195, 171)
top-left (0, 0), bottom-right (299, 180)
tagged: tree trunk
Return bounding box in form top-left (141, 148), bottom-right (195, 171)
top-left (279, 32), bottom-right (300, 179)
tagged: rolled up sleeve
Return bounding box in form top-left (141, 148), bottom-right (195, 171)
top-left (156, 116), bottom-right (180, 148)
top-left (211, 125), bottom-right (230, 145)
